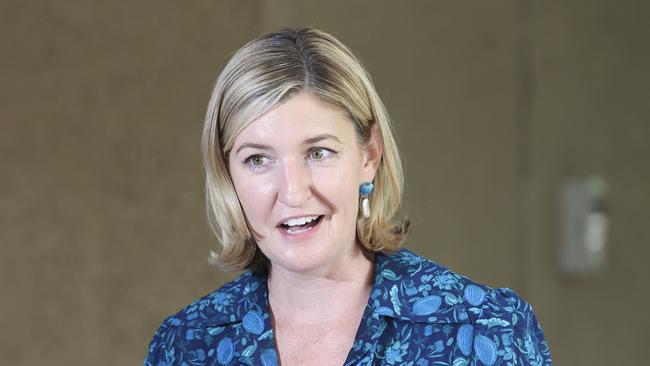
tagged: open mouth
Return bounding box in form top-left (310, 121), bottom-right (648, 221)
top-left (279, 215), bottom-right (324, 234)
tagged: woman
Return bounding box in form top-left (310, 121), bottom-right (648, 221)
top-left (145, 28), bottom-right (551, 366)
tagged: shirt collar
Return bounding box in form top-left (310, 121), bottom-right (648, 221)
top-left (200, 248), bottom-right (470, 327)
top-left (367, 248), bottom-right (471, 324)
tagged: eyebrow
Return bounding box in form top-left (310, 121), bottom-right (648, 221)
top-left (234, 133), bottom-right (343, 154)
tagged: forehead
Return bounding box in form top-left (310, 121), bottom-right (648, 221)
top-left (234, 92), bottom-right (356, 145)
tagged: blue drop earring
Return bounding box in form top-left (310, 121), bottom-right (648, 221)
top-left (359, 182), bottom-right (374, 218)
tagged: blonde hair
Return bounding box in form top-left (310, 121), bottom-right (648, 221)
top-left (202, 28), bottom-right (409, 273)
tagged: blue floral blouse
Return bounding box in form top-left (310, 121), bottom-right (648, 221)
top-left (145, 248), bottom-right (551, 365)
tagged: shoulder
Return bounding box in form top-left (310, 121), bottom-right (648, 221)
top-left (145, 270), bottom-right (279, 366)
top-left (379, 248), bottom-right (536, 315)
top-left (378, 248), bottom-right (552, 364)
top-left (376, 247), bottom-right (507, 317)
top-left (145, 271), bottom-right (260, 347)
top-left (144, 271), bottom-right (269, 366)
top-left (467, 285), bottom-right (551, 365)
top-left (157, 271), bottom-right (264, 331)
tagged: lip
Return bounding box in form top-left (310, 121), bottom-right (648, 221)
top-left (275, 214), bottom-right (323, 228)
top-left (276, 215), bottom-right (325, 241)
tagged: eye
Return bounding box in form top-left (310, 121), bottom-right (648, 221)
top-left (243, 154), bottom-right (271, 172)
top-left (249, 156), bottom-right (265, 166)
top-left (309, 147), bottom-right (335, 161)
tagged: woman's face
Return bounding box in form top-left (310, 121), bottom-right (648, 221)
top-left (228, 91), bottom-right (380, 274)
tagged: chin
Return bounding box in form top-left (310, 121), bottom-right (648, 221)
top-left (265, 246), bottom-right (332, 274)
top-left (261, 238), bottom-right (345, 275)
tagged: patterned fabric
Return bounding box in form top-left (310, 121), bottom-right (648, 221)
top-left (145, 248), bottom-right (551, 365)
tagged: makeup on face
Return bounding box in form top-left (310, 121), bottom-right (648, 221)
top-left (228, 92), bottom-right (371, 273)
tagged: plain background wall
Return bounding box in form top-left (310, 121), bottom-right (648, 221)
top-left (1, 1), bottom-right (257, 364)
top-left (525, 1), bottom-right (650, 364)
top-left (1, 1), bottom-right (648, 365)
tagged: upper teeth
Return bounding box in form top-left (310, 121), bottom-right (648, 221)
top-left (283, 216), bottom-right (319, 227)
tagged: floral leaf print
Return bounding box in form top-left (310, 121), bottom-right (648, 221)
top-left (207, 326), bottom-right (225, 336)
top-left (376, 306), bottom-right (395, 317)
top-left (456, 324), bottom-right (474, 356)
top-left (390, 285), bottom-right (402, 316)
top-left (216, 337), bottom-right (234, 365)
top-left (258, 329), bottom-right (273, 340)
top-left (433, 272), bottom-right (459, 290)
top-left (463, 284), bottom-right (486, 307)
top-left (452, 357), bottom-right (469, 366)
top-left (412, 295), bottom-right (442, 316)
top-left (382, 269), bottom-right (398, 281)
top-left (260, 348), bottom-right (278, 366)
top-left (242, 310), bottom-right (264, 335)
top-left (241, 343), bottom-right (257, 357)
top-left (473, 334), bottom-right (498, 366)
top-left (444, 292), bottom-right (460, 305)
top-left (476, 317), bottom-right (511, 329)
top-left (384, 341), bottom-right (408, 365)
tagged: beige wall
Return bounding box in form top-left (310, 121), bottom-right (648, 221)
top-left (525, 1), bottom-right (650, 364)
top-left (1, 1), bottom-right (648, 365)
top-left (1, 1), bottom-right (257, 364)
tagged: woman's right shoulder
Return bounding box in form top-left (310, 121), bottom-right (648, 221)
top-left (158, 271), bottom-right (262, 330)
top-left (144, 271), bottom-right (268, 365)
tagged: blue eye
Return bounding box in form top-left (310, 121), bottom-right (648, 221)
top-left (243, 154), bottom-right (271, 172)
top-left (309, 147), bottom-right (335, 161)
top-left (249, 156), bottom-right (265, 166)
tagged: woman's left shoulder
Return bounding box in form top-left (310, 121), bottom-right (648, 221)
top-left (381, 248), bottom-right (552, 364)
top-left (385, 248), bottom-right (541, 314)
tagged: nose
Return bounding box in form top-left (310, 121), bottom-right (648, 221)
top-left (277, 157), bottom-right (312, 207)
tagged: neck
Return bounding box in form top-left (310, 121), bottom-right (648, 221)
top-left (267, 245), bottom-right (374, 325)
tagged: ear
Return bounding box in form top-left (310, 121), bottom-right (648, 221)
top-left (361, 124), bottom-right (383, 182)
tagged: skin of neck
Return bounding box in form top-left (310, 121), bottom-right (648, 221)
top-left (267, 242), bottom-right (374, 325)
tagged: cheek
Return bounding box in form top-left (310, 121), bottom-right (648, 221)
top-left (231, 171), bottom-right (276, 221)
top-left (312, 165), bottom-right (360, 210)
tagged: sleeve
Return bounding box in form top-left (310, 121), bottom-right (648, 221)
top-left (143, 325), bottom-right (171, 366)
top-left (490, 288), bottom-right (552, 366)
